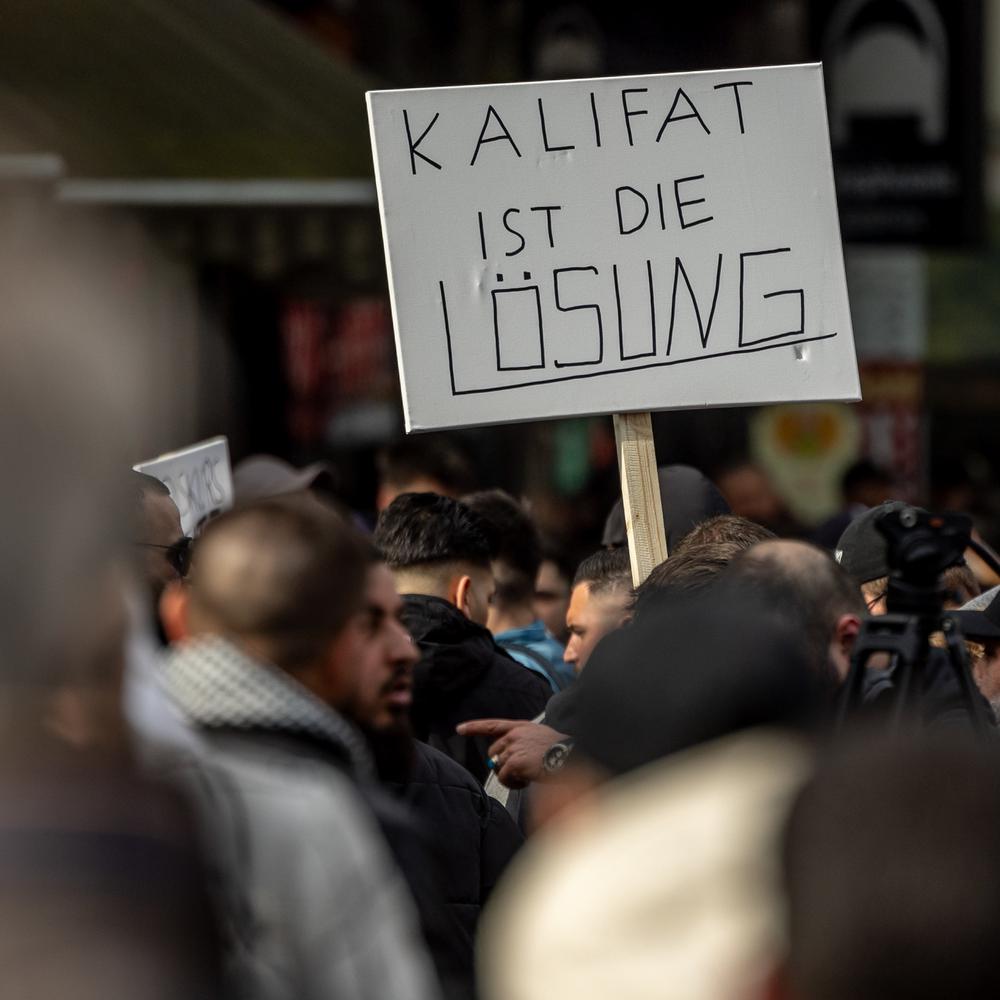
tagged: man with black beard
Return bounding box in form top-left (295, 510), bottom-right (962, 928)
top-left (163, 499), bottom-right (520, 998)
top-left (350, 558), bottom-right (524, 993)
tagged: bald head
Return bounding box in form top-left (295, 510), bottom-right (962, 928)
top-left (745, 539), bottom-right (832, 574)
top-left (723, 540), bottom-right (865, 686)
top-left (186, 496), bottom-right (372, 672)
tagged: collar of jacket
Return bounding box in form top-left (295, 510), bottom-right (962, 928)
top-left (400, 593), bottom-right (502, 694)
top-left (401, 593), bottom-right (493, 645)
top-left (163, 635), bottom-right (374, 781)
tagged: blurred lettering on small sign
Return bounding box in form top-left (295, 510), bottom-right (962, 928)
top-left (134, 436), bottom-right (233, 536)
top-left (367, 63), bottom-right (860, 432)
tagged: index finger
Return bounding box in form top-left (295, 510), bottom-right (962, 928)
top-left (456, 718), bottom-right (518, 738)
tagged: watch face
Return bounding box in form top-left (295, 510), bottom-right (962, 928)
top-left (544, 741), bottom-right (571, 774)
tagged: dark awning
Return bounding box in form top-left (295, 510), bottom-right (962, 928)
top-left (0, 0), bottom-right (378, 184)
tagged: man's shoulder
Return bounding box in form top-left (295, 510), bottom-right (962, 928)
top-left (192, 735), bottom-right (365, 828)
top-left (185, 738), bottom-right (391, 896)
top-left (481, 643), bottom-right (552, 704)
top-left (412, 739), bottom-right (485, 792)
top-left (199, 740), bottom-right (354, 798)
top-left (401, 593), bottom-right (470, 638)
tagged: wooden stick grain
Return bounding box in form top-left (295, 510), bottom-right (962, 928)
top-left (613, 412), bottom-right (668, 587)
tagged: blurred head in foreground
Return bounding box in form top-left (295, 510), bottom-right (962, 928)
top-left (0, 208), bottom-right (190, 753)
top-left (0, 208), bottom-right (218, 996)
top-left (781, 734), bottom-right (1000, 1000)
top-left (571, 589), bottom-right (819, 779)
top-left (479, 589), bottom-right (819, 1000)
top-left (131, 472), bottom-right (187, 605)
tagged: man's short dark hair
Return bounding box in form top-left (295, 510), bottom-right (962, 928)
top-left (676, 514), bottom-right (775, 552)
top-left (784, 734), bottom-right (1000, 1000)
top-left (462, 490), bottom-right (541, 607)
top-left (631, 540), bottom-right (745, 620)
top-left (722, 540), bottom-right (864, 684)
top-left (573, 547), bottom-right (632, 597)
top-left (189, 495), bottom-right (374, 671)
top-left (374, 492), bottom-right (491, 571)
top-left (628, 516), bottom-right (771, 620)
top-left (376, 435), bottom-right (476, 495)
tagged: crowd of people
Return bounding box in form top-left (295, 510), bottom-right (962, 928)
top-left (82, 440), bottom-right (1000, 1000)
top-left (7, 223), bottom-right (1000, 998)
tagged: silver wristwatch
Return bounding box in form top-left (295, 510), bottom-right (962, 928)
top-left (542, 739), bottom-right (575, 774)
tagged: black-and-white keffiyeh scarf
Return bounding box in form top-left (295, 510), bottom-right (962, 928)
top-left (164, 635), bottom-right (375, 781)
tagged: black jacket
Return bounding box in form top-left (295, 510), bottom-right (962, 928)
top-left (858, 645), bottom-right (997, 732)
top-left (402, 595), bottom-right (551, 782)
top-left (392, 743), bottom-right (522, 969)
top-left (544, 683), bottom-right (579, 736)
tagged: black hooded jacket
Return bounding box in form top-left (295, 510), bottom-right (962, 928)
top-left (392, 742), bottom-right (522, 952)
top-left (402, 594), bottom-right (550, 782)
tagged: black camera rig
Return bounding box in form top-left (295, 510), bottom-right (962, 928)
top-left (837, 506), bottom-right (994, 734)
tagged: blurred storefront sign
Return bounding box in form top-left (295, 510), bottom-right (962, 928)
top-left (811, 0), bottom-right (983, 245)
top-left (283, 301), bottom-right (329, 446)
top-left (281, 296), bottom-right (399, 449)
top-left (325, 297), bottom-right (399, 446)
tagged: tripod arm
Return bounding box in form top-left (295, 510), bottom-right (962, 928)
top-left (968, 537), bottom-right (1000, 580)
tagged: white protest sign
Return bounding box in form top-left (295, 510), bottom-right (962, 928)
top-left (134, 436), bottom-right (233, 536)
top-left (367, 63), bottom-right (860, 432)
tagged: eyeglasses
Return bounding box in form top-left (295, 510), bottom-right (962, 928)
top-left (134, 536), bottom-right (193, 577)
top-left (865, 589), bottom-right (887, 613)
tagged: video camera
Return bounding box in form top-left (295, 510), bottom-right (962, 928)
top-left (838, 505), bottom-right (992, 734)
top-left (879, 507), bottom-right (971, 617)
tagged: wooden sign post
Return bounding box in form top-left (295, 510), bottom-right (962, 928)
top-left (613, 412), bottom-right (668, 586)
top-left (366, 64), bottom-right (860, 586)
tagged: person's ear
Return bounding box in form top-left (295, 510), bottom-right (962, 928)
top-left (836, 613), bottom-right (861, 657)
top-left (452, 574), bottom-right (474, 620)
top-left (375, 483), bottom-right (398, 513)
top-left (159, 580), bottom-right (190, 645)
top-left (829, 612), bottom-right (862, 682)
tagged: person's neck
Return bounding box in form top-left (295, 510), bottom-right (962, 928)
top-left (392, 568), bottom-right (451, 604)
top-left (489, 602), bottom-right (535, 635)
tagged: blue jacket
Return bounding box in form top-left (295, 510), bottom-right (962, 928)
top-left (496, 620), bottom-right (575, 692)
